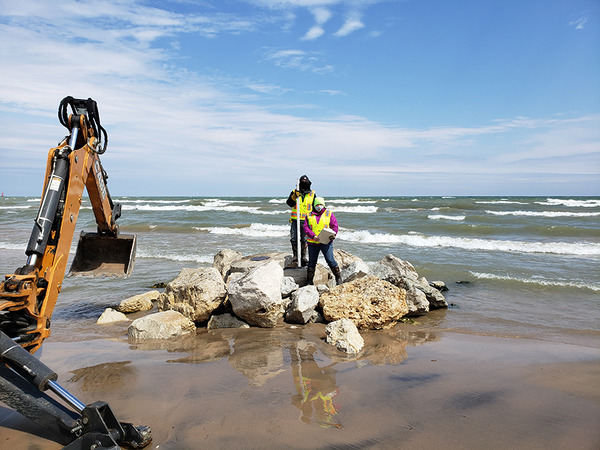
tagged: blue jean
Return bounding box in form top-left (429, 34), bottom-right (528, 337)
top-left (307, 242), bottom-right (338, 269)
top-left (290, 219), bottom-right (307, 246)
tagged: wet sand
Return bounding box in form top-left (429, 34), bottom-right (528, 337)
top-left (1, 315), bottom-right (599, 449)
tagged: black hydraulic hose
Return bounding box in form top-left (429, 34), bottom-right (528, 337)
top-left (25, 144), bottom-right (71, 258)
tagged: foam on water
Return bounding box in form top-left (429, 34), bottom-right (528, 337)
top-left (339, 229), bottom-right (600, 256)
top-left (486, 210), bottom-right (600, 217)
top-left (428, 214), bottom-right (466, 221)
top-left (537, 198), bottom-right (600, 208)
top-left (470, 271), bottom-right (600, 292)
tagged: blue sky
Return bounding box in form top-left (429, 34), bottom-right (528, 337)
top-left (0, 0), bottom-right (598, 197)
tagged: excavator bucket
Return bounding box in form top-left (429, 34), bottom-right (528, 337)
top-left (69, 231), bottom-right (136, 277)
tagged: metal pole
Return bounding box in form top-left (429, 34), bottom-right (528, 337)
top-left (296, 178), bottom-right (301, 266)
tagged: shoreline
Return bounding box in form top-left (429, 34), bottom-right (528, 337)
top-left (1, 322), bottom-right (599, 449)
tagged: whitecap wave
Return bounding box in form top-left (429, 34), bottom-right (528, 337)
top-left (470, 272), bottom-right (600, 292)
top-left (338, 230), bottom-right (600, 256)
top-left (428, 214), bottom-right (466, 221)
top-left (327, 198), bottom-right (376, 205)
top-left (486, 210), bottom-right (600, 217)
top-left (136, 249), bottom-right (213, 264)
top-left (195, 223), bottom-right (289, 237)
top-left (537, 198), bottom-right (600, 208)
top-left (476, 200), bottom-right (528, 205)
top-left (117, 199), bottom-right (191, 204)
top-left (329, 205), bottom-right (378, 213)
top-left (122, 203), bottom-right (286, 215)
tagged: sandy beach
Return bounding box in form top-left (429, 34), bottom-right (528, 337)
top-left (1, 309), bottom-right (599, 450)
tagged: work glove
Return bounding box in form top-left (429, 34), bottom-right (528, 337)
top-left (329, 236), bottom-right (335, 242)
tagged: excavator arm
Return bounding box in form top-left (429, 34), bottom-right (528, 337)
top-left (0, 97), bottom-right (150, 448)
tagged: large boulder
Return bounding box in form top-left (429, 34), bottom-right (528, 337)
top-left (213, 249), bottom-right (243, 280)
top-left (228, 259), bottom-right (285, 327)
top-left (403, 282), bottom-right (430, 317)
top-left (228, 252), bottom-right (290, 280)
top-left (415, 277), bottom-right (448, 309)
top-left (128, 310), bottom-right (196, 340)
top-left (320, 275), bottom-right (408, 329)
top-left (334, 249), bottom-right (369, 283)
top-left (157, 267), bottom-right (227, 322)
top-left (285, 285), bottom-right (320, 324)
top-left (325, 319), bottom-right (364, 354)
top-left (370, 254), bottom-right (419, 284)
top-left (117, 290), bottom-right (159, 313)
top-left (97, 308), bottom-right (129, 324)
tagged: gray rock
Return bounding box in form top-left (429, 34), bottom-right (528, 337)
top-left (371, 254), bottom-right (419, 284)
top-left (213, 249), bottom-right (243, 280)
top-left (229, 252), bottom-right (290, 278)
top-left (340, 260), bottom-right (369, 283)
top-left (158, 267), bottom-right (227, 322)
top-left (281, 276), bottom-right (299, 297)
top-left (228, 259), bottom-right (285, 327)
top-left (207, 313), bottom-right (250, 330)
top-left (416, 276), bottom-right (448, 309)
top-left (403, 280), bottom-right (430, 316)
top-left (97, 308), bottom-right (129, 324)
top-left (430, 280), bottom-right (449, 292)
top-left (285, 285), bottom-right (320, 324)
top-left (117, 290), bottom-right (159, 313)
top-left (325, 318), bottom-right (364, 354)
top-left (128, 310), bottom-right (196, 340)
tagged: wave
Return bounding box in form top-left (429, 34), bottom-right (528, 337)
top-left (0, 241), bottom-right (27, 251)
top-left (195, 223), bottom-right (289, 237)
top-left (486, 210), bottom-right (600, 218)
top-left (0, 205), bottom-right (31, 210)
top-left (338, 230), bottom-right (600, 256)
top-left (269, 198), bottom-right (286, 204)
top-left (428, 214), bottom-right (466, 221)
top-left (122, 203), bottom-right (286, 215)
top-left (476, 200), bottom-right (528, 205)
top-left (536, 198), bottom-right (600, 208)
top-left (136, 249), bottom-right (213, 264)
top-left (329, 205), bottom-right (378, 213)
top-left (117, 199), bottom-right (191, 204)
top-left (470, 272), bottom-right (600, 292)
top-left (327, 198), bottom-right (376, 205)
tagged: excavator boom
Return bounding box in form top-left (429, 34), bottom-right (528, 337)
top-left (0, 97), bottom-right (150, 448)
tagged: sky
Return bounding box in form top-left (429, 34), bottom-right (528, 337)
top-left (0, 0), bottom-right (598, 197)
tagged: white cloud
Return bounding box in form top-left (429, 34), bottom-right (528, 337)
top-left (569, 16), bottom-right (588, 30)
top-left (334, 16), bottom-right (365, 36)
top-left (262, 48), bottom-right (333, 73)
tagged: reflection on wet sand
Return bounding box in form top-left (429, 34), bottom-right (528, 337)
top-left (289, 340), bottom-right (341, 428)
top-left (126, 322), bottom-right (440, 431)
top-left (69, 361), bottom-right (133, 392)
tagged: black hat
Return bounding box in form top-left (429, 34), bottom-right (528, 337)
top-left (299, 175), bottom-right (311, 191)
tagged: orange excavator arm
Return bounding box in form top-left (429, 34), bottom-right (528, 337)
top-left (0, 97), bottom-right (148, 448)
top-left (0, 97), bottom-right (135, 354)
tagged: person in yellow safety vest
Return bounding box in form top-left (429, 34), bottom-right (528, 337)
top-left (303, 197), bottom-right (342, 285)
top-left (286, 175), bottom-right (315, 267)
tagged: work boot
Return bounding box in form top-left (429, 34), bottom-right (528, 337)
top-left (288, 244), bottom-right (298, 268)
top-left (306, 266), bottom-right (316, 285)
top-left (301, 242), bottom-right (309, 267)
top-left (331, 265), bottom-right (342, 285)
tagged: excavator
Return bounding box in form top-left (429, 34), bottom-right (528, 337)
top-left (0, 97), bottom-right (151, 448)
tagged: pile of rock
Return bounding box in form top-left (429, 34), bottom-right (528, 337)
top-left (99, 249), bottom-right (448, 354)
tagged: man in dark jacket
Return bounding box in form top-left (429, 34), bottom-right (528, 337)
top-left (286, 175), bottom-right (315, 267)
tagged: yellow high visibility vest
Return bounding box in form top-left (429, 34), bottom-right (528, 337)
top-left (307, 210), bottom-right (331, 244)
top-left (291, 191), bottom-right (315, 221)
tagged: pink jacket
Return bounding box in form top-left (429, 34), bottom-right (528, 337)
top-left (303, 208), bottom-right (338, 242)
